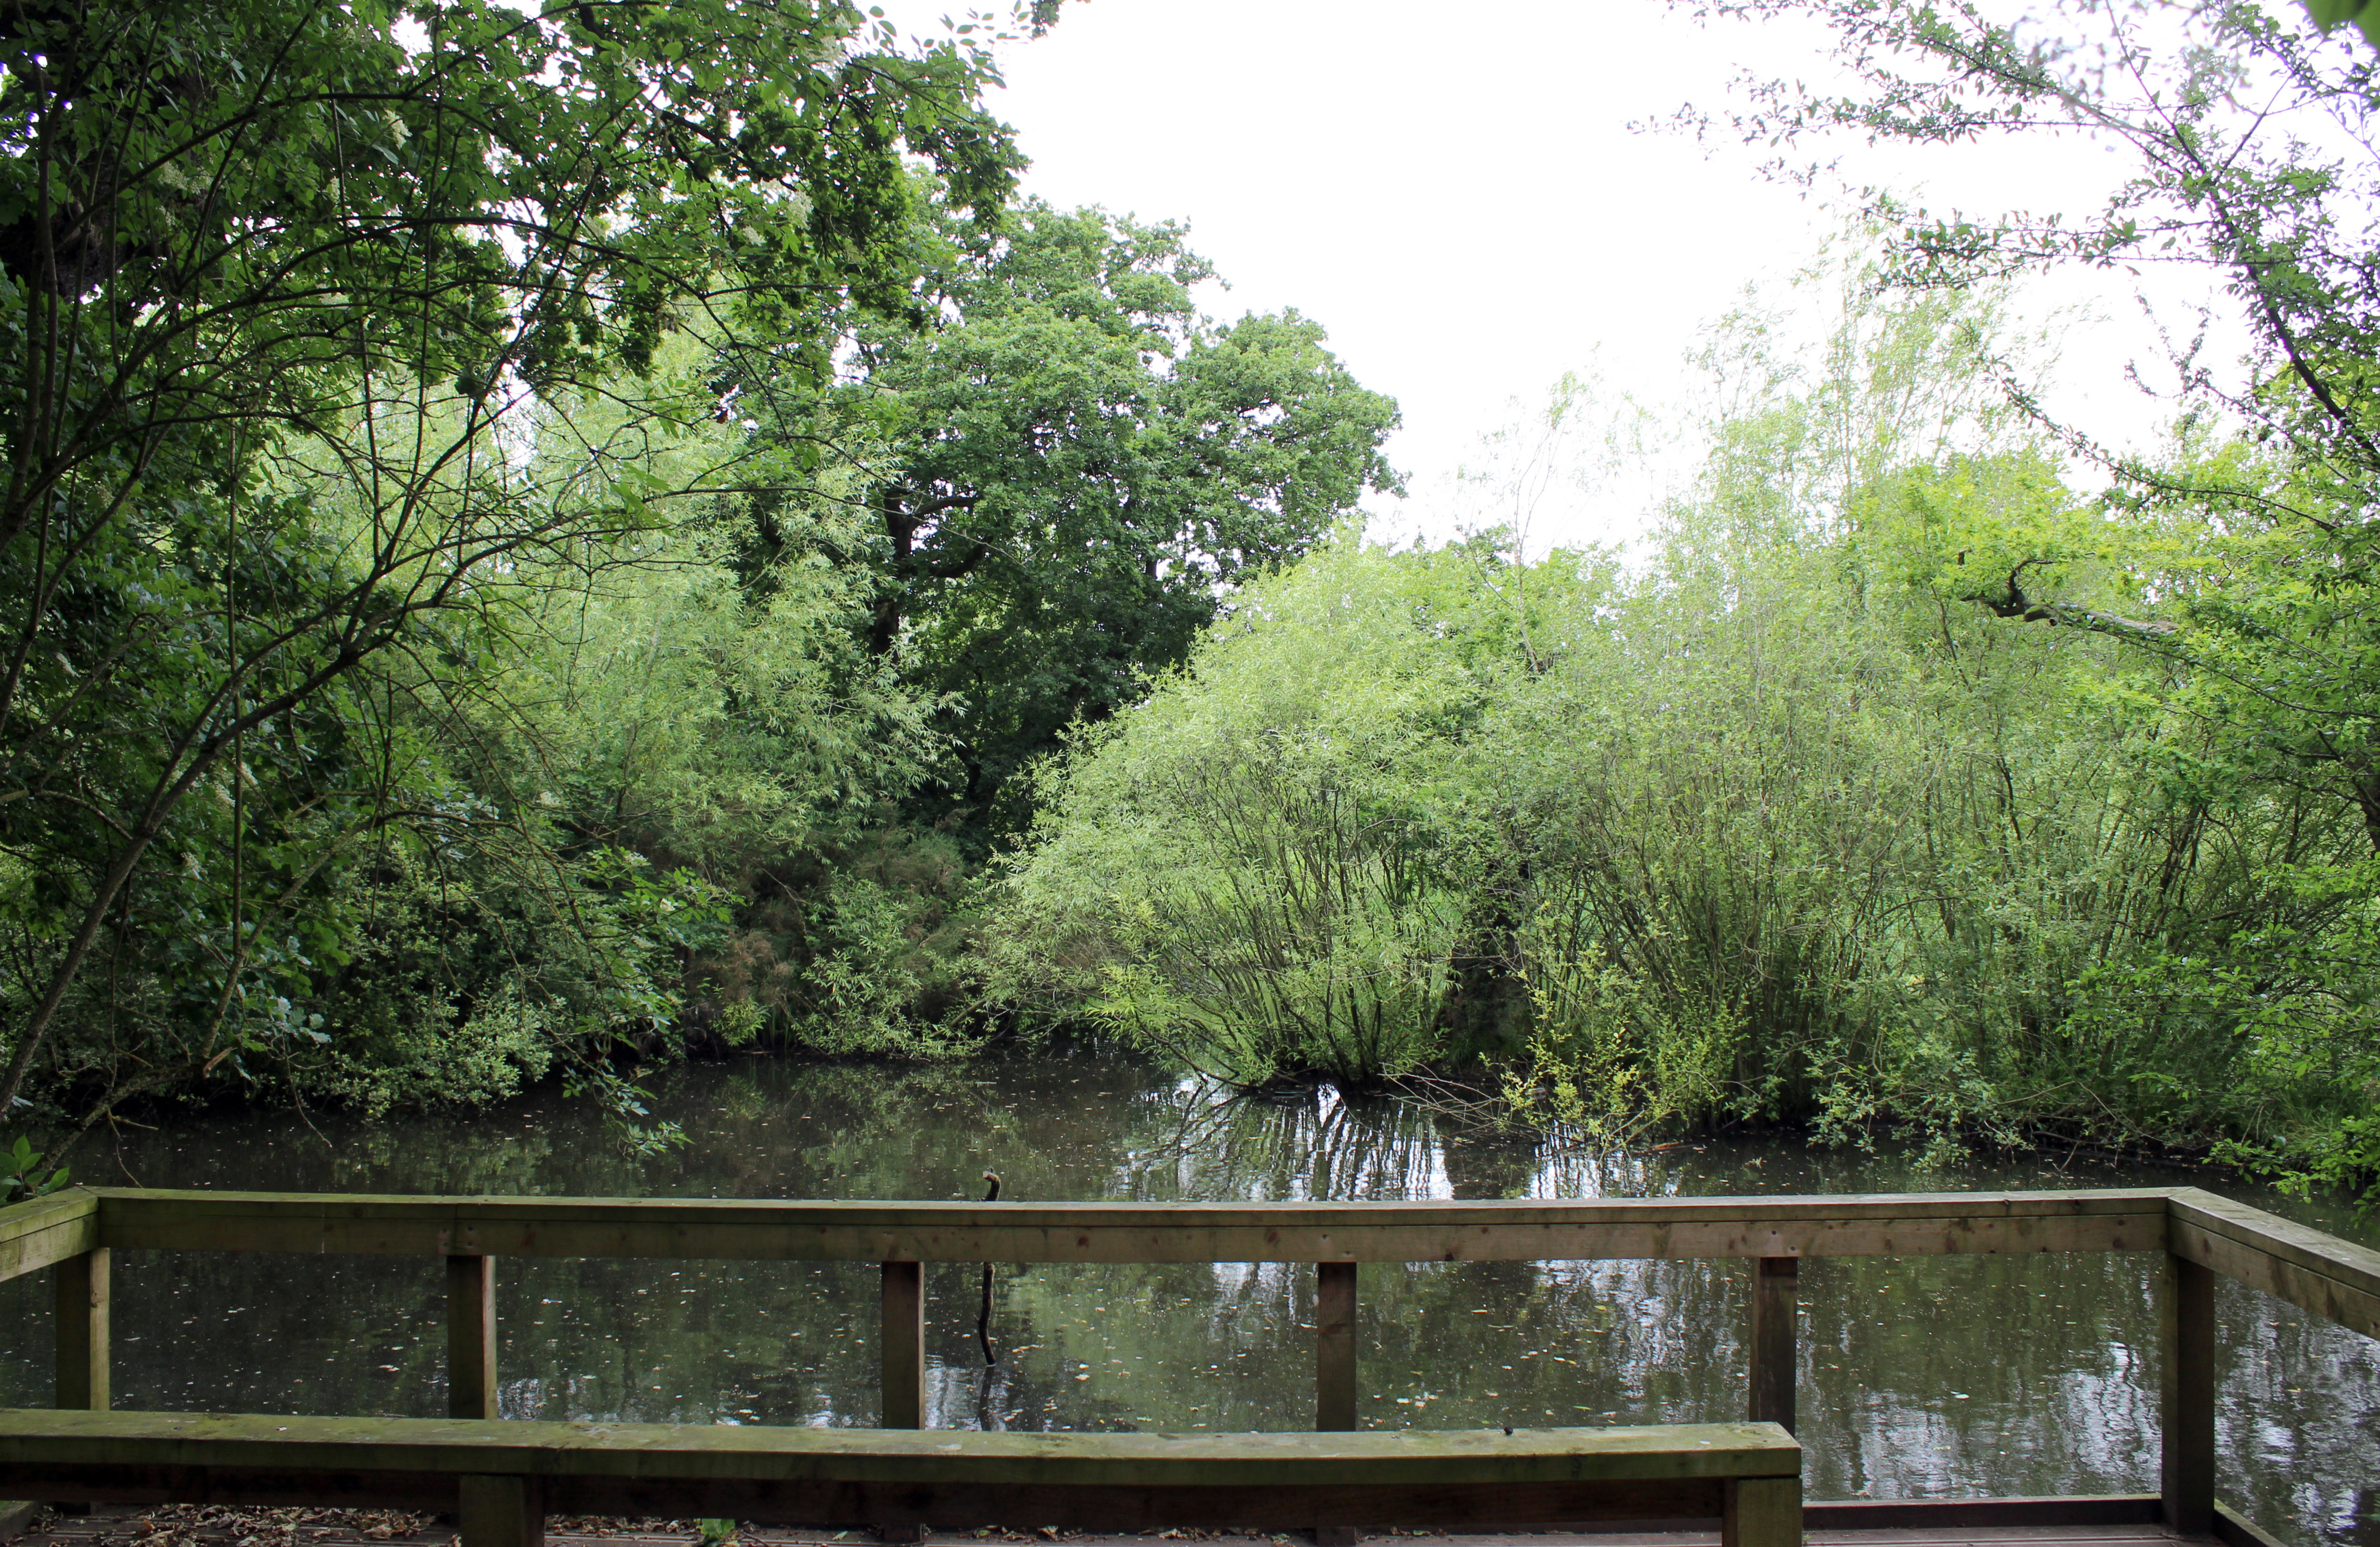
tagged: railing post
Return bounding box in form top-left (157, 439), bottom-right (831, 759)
top-left (1748, 1256), bottom-right (1796, 1434)
top-left (447, 1255), bottom-right (498, 1420)
top-left (878, 1260), bottom-right (928, 1545)
top-left (2162, 1251), bottom-right (2215, 1537)
top-left (55, 1247), bottom-right (110, 1412)
top-left (880, 1260), bottom-right (925, 1427)
top-left (1723, 1475), bottom-right (1801, 1547)
top-left (1316, 1261), bottom-right (1357, 1431)
top-left (457, 1474), bottom-right (543, 1547)
top-left (1315, 1261), bottom-right (1358, 1547)
top-left (48, 1246), bottom-right (110, 1518)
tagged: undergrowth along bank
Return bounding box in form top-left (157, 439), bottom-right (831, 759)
top-left (986, 279), bottom-right (2380, 1210)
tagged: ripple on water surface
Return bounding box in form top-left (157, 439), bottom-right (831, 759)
top-left (2, 1049), bottom-right (2374, 1547)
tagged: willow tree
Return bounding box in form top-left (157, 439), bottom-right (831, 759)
top-left (1677, 0), bottom-right (2380, 845)
top-left (1675, 0), bottom-right (2380, 1200)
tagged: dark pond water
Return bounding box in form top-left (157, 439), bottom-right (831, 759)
top-left (2, 1048), bottom-right (2375, 1547)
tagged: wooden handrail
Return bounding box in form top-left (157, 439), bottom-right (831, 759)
top-left (1, 1184), bottom-right (2370, 1331)
top-left (66, 1185), bottom-right (2171, 1262)
top-left (2167, 1189), bottom-right (2380, 1338)
top-left (0, 1179), bottom-right (2371, 1545)
top-left (0, 1186), bottom-right (95, 1281)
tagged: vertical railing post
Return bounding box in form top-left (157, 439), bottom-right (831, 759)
top-left (1314, 1261), bottom-right (1359, 1547)
top-left (457, 1474), bottom-right (544, 1547)
top-left (55, 1247), bottom-right (110, 1412)
top-left (47, 1237), bottom-right (111, 1514)
top-left (1748, 1256), bottom-right (1796, 1434)
top-left (878, 1260), bottom-right (928, 1545)
top-left (1723, 1475), bottom-right (1802, 1547)
top-left (1315, 1261), bottom-right (1358, 1431)
top-left (2162, 1252), bottom-right (2215, 1537)
top-left (48, 1246), bottom-right (110, 1517)
top-left (880, 1260), bottom-right (925, 1427)
top-left (447, 1255), bottom-right (498, 1420)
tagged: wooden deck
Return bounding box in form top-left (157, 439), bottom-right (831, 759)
top-left (4, 1184), bottom-right (2370, 1547)
top-left (0, 1505), bottom-right (2202, 1547)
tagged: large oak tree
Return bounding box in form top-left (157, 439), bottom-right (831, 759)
top-left (749, 201), bottom-right (1401, 835)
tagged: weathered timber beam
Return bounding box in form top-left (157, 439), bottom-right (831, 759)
top-left (0, 1411), bottom-right (1797, 1528)
top-left (2215, 1497), bottom-right (2294, 1547)
top-left (1312, 1262), bottom-right (1361, 1547)
top-left (54, 1249), bottom-right (108, 1411)
top-left (0, 1411), bottom-right (1788, 1537)
top-left (87, 1189), bottom-right (2169, 1263)
top-left (0, 1189), bottom-right (100, 1285)
top-left (13, 1466), bottom-right (1735, 1533)
top-left (1747, 1258), bottom-right (1796, 1435)
top-left (561, 1475), bottom-right (1734, 1532)
top-left (2161, 1253), bottom-right (2215, 1535)
top-left (1794, 1493), bottom-right (2280, 1546)
top-left (1801, 1496), bottom-right (2162, 1529)
top-left (1724, 1475), bottom-right (1799, 1547)
top-left (1316, 1262), bottom-right (1358, 1431)
top-left (448, 1257), bottom-right (498, 1421)
top-left (0, 1410), bottom-right (1797, 1480)
top-left (2166, 1189), bottom-right (2380, 1340)
top-left (459, 1473), bottom-right (542, 1547)
top-left (878, 1263), bottom-right (923, 1430)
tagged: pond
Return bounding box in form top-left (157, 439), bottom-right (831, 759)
top-left (1, 1046), bottom-right (2374, 1547)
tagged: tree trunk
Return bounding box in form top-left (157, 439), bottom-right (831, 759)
top-left (0, 812), bottom-right (169, 1112)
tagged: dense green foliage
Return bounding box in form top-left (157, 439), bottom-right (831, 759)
top-left (1672, 0), bottom-right (2380, 1195)
top-left (990, 266), bottom-right (2380, 1202)
top-left (0, 0), bottom-right (1397, 1133)
top-left (6, 0), bottom-right (2376, 1214)
top-left (972, 0), bottom-right (2380, 1202)
top-left (2307, 0), bottom-right (2380, 47)
top-left (0, 0), bottom-right (1046, 1130)
top-left (818, 201), bottom-right (1400, 834)
top-left (666, 202), bottom-right (1400, 1060)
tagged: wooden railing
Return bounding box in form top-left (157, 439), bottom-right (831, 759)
top-left (2, 1185), bottom-right (2377, 1539)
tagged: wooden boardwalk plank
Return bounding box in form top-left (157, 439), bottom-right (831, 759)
top-left (0, 1507), bottom-right (2203, 1547)
top-left (0, 1412), bottom-right (1799, 1487)
top-left (0, 1414), bottom-right (1798, 1540)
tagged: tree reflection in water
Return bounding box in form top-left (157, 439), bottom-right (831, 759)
top-left (0, 1049), bottom-right (2371, 1547)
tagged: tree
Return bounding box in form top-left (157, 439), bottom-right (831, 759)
top-left (2304, 0), bottom-right (2380, 46)
top-left (0, 0), bottom-right (1035, 1115)
top-left (989, 251), bottom-right (2380, 1192)
top-left (987, 532), bottom-right (1493, 1088)
top-left (1674, 0), bottom-right (2380, 1200)
top-left (1677, 0), bottom-right (2380, 847)
top-left (776, 201), bottom-right (1402, 835)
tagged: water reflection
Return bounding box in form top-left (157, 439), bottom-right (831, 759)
top-left (0, 1048), bottom-right (2372, 1547)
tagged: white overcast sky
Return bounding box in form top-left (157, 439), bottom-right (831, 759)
top-left (893, 0), bottom-right (2245, 552)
